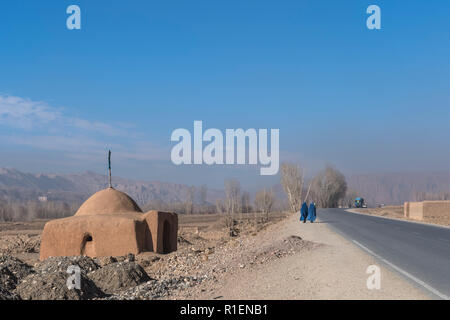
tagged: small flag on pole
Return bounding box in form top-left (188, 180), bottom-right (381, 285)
top-left (108, 150), bottom-right (112, 188)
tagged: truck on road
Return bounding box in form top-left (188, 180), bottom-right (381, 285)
top-left (354, 197), bottom-right (367, 208)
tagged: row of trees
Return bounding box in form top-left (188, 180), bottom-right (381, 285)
top-left (280, 163), bottom-right (347, 212)
top-left (214, 163), bottom-right (348, 220)
top-left (0, 163), bottom-right (348, 222)
top-left (0, 201), bottom-right (79, 222)
top-left (141, 184), bottom-right (215, 214)
top-left (215, 180), bottom-right (277, 220)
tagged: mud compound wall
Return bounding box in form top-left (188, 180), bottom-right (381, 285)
top-left (404, 200), bottom-right (450, 221)
top-left (404, 201), bottom-right (423, 220)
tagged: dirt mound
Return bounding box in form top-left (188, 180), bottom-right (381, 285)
top-left (96, 256), bottom-right (118, 267)
top-left (0, 255), bottom-right (34, 282)
top-left (0, 255), bottom-right (34, 292)
top-left (0, 266), bottom-right (17, 291)
top-left (105, 276), bottom-right (205, 300)
top-left (36, 256), bottom-right (99, 275)
top-left (0, 234), bottom-right (40, 254)
top-left (15, 271), bottom-right (103, 300)
top-left (0, 287), bottom-right (19, 300)
top-left (250, 235), bottom-right (318, 264)
top-left (94, 253), bottom-right (135, 268)
top-left (88, 261), bottom-right (150, 294)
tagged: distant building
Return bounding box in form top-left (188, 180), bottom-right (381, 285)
top-left (38, 196), bottom-right (48, 202)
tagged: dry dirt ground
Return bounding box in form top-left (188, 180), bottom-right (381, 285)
top-left (184, 213), bottom-right (429, 300)
top-left (349, 206), bottom-right (450, 227)
top-left (0, 212), bottom-right (429, 300)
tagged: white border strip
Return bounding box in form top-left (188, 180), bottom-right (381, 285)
top-left (352, 240), bottom-right (449, 300)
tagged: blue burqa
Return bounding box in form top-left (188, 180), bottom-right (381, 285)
top-left (300, 202), bottom-right (308, 222)
top-left (307, 203), bottom-right (317, 222)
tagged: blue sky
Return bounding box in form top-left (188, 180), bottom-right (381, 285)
top-left (0, 1), bottom-right (449, 189)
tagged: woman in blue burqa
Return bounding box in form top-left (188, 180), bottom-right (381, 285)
top-left (300, 202), bottom-right (308, 223)
top-left (308, 202), bottom-right (317, 223)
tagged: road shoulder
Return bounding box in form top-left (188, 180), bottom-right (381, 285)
top-left (190, 213), bottom-right (429, 300)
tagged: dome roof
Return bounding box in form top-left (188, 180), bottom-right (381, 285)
top-left (75, 188), bottom-right (143, 216)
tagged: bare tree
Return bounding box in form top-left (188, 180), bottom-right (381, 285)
top-left (310, 165), bottom-right (347, 208)
top-left (280, 162), bottom-right (304, 213)
top-left (0, 201), bottom-right (78, 222)
top-left (225, 179), bottom-right (241, 214)
top-left (199, 185), bottom-right (208, 205)
top-left (241, 191), bottom-right (251, 214)
top-left (215, 199), bottom-right (225, 213)
top-left (304, 179), bottom-right (313, 203)
top-left (414, 191), bottom-right (450, 201)
top-left (341, 189), bottom-right (359, 208)
top-left (0, 203), bottom-right (13, 222)
top-left (254, 188), bottom-right (275, 222)
top-left (184, 186), bottom-right (196, 214)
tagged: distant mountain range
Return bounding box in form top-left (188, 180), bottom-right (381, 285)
top-left (346, 172), bottom-right (450, 205)
top-left (1, 168), bottom-right (450, 207)
top-left (0, 168), bottom-right (222, 205)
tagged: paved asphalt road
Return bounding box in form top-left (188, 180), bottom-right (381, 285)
top-left (318, 209), bottom-right (450, 299)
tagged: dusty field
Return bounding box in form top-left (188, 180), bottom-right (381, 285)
top-left (0, 211), bottom-right (427, 300)
top-left (350, 206), bottom-right (450, 226)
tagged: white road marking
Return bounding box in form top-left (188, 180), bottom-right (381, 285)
top-left (352, 240), bottom-right (449, 300)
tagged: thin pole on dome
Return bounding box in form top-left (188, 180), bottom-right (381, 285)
top-left (108, 150), bottom-right (112, 188)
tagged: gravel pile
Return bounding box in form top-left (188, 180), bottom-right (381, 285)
top-left (35, 256), bottom-right (99, 275)
top-left (88, 261), bottom-right (150, 294)
top-left (0, 253), bottom-right (203, 300)
top-left (104, 276), bottom-right (206, 300)
top-left (0, 266), bottom-right (17, 291)
top-left (0, 255), bottom-right (34, 294)
top-left (15, 270), bottom-right (102, 300)
top-left (0, 287), bottom-right (19, 300)
top-left (0, 255), bottom-right (34, 280)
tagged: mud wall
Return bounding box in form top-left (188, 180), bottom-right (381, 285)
top-left (404, 200), bottom-right (450, 221)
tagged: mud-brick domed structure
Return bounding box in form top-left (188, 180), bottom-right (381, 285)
top-left (39, 188), bottom-right (178, 260)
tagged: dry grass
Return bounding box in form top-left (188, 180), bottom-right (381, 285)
top-left (352, 206), bottom-right (404, 218)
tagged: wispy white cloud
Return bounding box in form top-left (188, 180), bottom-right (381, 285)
top-left (0, 94), bottom-right (167, 163)
top-left (0, 94), bottom-right (120, 135)
top-left (0, 95), bottom-right (59, 129)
